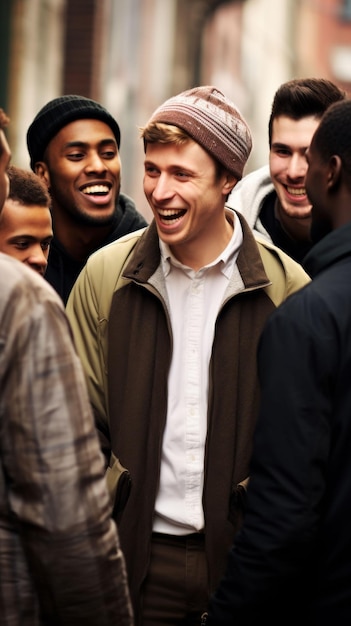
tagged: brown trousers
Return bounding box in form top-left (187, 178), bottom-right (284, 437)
top-left (141, 532), bottom-right (209, 625)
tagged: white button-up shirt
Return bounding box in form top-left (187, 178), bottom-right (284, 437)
top-left (153, 212), bottom-right (243, 534)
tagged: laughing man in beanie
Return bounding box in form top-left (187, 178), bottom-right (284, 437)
top-left (66, 86), bottom-right (310, 625)
top-left (27, 95), bottom-right (147, 304)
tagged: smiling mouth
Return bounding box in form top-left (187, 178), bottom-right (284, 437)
top-left (158, 209), bottom-right (186, 222)
top-left (286, 186), bottom-right (306, 197)
top-left (81, 184), bottom-right (111, 196)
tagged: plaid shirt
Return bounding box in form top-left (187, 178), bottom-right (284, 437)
top-left (0, 253), bottom-right (133, 625)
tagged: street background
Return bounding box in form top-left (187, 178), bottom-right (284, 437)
top-left (1, 0), bottom-right (351, 221)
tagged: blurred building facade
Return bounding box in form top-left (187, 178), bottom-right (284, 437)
top-left (1, 0), bottom-right (351, 219)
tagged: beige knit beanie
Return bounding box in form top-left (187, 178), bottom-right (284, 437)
top-left (146, 85), bottom-right (252, 179)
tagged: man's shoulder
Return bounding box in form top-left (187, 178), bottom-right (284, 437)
top-left (67, 227), bottom-right (148, 328)
top-left (80, 227), bottom-right (147, 299)
top-left (255, 236), bottom-right (311, 305)
top-left (0, 253), bottom-right (64, 319)
top-left (88, 227), bottom-right (147, 266)
top-left (0, 253), bottom-right (58, 294)
top-left (256, 234), bottom-right (309, 276)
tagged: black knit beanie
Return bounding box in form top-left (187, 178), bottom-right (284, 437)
top-left (27, 95), bottom-right (121, 170)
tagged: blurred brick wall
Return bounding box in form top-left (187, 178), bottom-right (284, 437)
top-left (62, 0), bottom-right (95, 96)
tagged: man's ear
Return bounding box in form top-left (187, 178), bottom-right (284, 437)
top-left (35, 162), bottom-right (50, 188)
top-left (328, 155), bottom-right (342, 190)
top-left (223, 172), bottom-right (238, 195)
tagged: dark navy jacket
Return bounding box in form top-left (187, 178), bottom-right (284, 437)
top-left (207, 221), bottom-right (351, 625)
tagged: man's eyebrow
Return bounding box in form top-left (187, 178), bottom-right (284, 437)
top-left (271, 141), bottom-right (309, 153)
top-left (63, 140), bottom-right (88, 149)
top-left (144, 159), bottom-right (194, 172)
top-left (9, 234), bottom-right (36, 241)
top-left (8, 234), bottom-right (52, 242)
top-left (63, 138), bottom-right (117, 149)
top-left (271, 142), bottom-right (290, 149)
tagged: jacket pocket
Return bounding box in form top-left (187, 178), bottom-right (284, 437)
top-left (105, 452), bottom-right (132, 523)
top-left (228, 476), bottom-right (250, 528)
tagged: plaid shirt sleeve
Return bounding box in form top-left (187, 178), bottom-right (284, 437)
top-left (0, 257), bottom-right (133, 626)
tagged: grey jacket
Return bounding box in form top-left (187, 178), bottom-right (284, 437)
top-left (226, 164), bottom-right (274, 242)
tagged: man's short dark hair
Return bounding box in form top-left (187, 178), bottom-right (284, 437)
top-left (7, 165), bottom-right (50, 207)
top-left (268, 78), bottom-right (346, 146)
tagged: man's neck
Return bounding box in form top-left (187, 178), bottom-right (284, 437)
top-left (168, 213), bottom-right (233, 271)
top-left (52, 212), bottom-right (112, 262)
top-left (274, 199), bottom-right (311, 243)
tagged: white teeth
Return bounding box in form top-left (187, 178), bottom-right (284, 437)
top-left (158, 209), bottom-right (180, 217)
top-left (158, 209), bottom-right (185, 222)
top-left (83, 184), bottom-right (109, 194)
top-left (287, 186), bottom-right (306, 196)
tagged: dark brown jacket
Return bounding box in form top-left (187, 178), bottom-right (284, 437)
top-left (67, 211), bottom-right (310, 623)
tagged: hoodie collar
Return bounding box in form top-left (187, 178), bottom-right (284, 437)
top-left (303, 222), bottom-right (351, 278)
